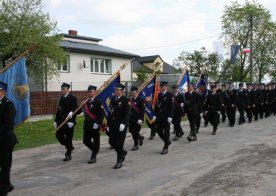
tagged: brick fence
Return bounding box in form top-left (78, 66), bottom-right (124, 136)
top-left (30, 91), bottom-right (87, 116)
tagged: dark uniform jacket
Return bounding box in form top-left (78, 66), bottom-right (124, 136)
top-left (184, 91), bottom-right (202, 114)
top-left (226, 89), bottom-right (237, 107)
top-left (253, 89), bottom-right (260, 105)
top-left (155, 91), bottom-right (173, 121)
top-left (108, 95), bottom-right (130, 130)
top-left (129, 96), bottom-right (145, 123)
top-left (204, 93), bottom-right (222, 113)
top-left (0, 97), bottom-right (17, 146)
top-left (237, 89), bottom-right (248, 108)
top-left (247, 90), bottom-right (255, 106)
top-left (83, 98), bottom-right (104, 128)
top-left (173, 92), bottom-right (184, 116)
top-left (264, 89), bottom-right (272, 104)
top-left (55, 93), bottom-right (78, 124)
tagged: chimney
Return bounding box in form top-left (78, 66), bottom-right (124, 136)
top-left (68, 30), bottom-right (78, 36)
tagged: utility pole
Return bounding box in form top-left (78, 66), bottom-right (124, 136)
top-left (249, 14), bottom-right (253, 83)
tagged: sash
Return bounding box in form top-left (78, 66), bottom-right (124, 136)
top-left (84, 102), bottom-right (97, 122)
top-left (130, 100), bottom-right (140, 114)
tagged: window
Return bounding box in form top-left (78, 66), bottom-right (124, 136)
top-left (58, 55), bottom-right (70, 72)
top-left (90, 58), bottom-right (111, 74)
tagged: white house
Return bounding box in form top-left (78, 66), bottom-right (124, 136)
top-left (42, 30), bottom-right (138, 91)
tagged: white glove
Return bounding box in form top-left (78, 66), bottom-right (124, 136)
top-left (93, 123), bottom-right (99, 129)
top-left (217, 111), bottom-right (221, 115)
top-left (54, 122), bottom-right (57, 129)
top-left (137, 119), bottom-right (143, 125)
top-left (168, 117), bottom-right (172, 123)
top-left (200, 113), bottom-right (203, 117)
top-left (106, 127), bottom-right (109, 132)
top-left (181, 103), bottom-right (184, 107)
top-left (67, 111), bottom-right (73, 119)
top-left (119, 124), bottom-right (125, 132)
top-left (153, 116), bottom-right (156, 121)
top-left (67, 122), bottom-right (74, 128)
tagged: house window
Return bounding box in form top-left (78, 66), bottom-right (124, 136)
top-left (58, 55), bottom-right (70, 72)
top-left (90, 58), bottom-right (111, 74)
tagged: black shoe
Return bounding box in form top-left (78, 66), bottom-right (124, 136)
top-left (149, 135), bottom-right (155, 140)
top-left (212, 128), bottom-right (217, 135)
top-left (222, 120), bottom-right (225, 123)
top-left (160, 148), bottom-right (168, 155)
top-left (238, 122), bottom-right (243, 125)
top-left (187, 136), bottom-right (192, 142)
top-left (88, 157), bottom-right (97, 164)
top-left (173, 135), bottom-right (179, 141)
top-left (230, 124), bottom-right (234, 127)
top-left (131, 146), bottom-right (139, 151)
top-left (179, 132), bottom-right (184, 137)
top-left (63, 155), bottom-right (72, 162)
top-left (113, 162), bottom-right (123, 169)
top-left (139, 136), bottom-right (144, 146)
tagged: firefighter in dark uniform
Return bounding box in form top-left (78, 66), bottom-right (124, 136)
top-left (264, 84), bottom-right (272, 118)
top-left (272, 83), bottom-right (276, 116)
top-left (154, 81), bottom-right (173, 154)
top-left (184, 83), bottom-right (202, 142)
top-left (252, 84), bottom-right (260, 121)
top-left (54, 83), bottom-right (78, 162)
top-left (172, 84), bottom-right (185, 141)
top-left (81, 85), bottom-right (104, 164)
top-left (237, 83), bottom-right (248, 125)
top-left (245, 84), bottom-right (255, 123)
top-left (204, 84), bottom-right (222, 135)
top-left (107, 83), bottom-right (130, 169)
top-left (129, 86), bottom-right (145, 151)
top-left (226, 83), bottom-right (237, 127)
top-left (195, 86), bottom-right (204, 134)
top-left (0, 81), bottom-right (17, 196)
top-left (258, 83), bottom-right (265, 119)
top-left (220, 84), bottom-right (227, 123)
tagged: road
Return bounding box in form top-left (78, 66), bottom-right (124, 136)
top-left (11, 116), bottom-right (276, 196)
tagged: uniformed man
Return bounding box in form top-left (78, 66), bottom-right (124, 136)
top-left (154, 81), bottom-right (173, 154)
top-left (172, 84), bottom-right (185, 141)
top-left (272, 83), bottom-right (276, 116)
top-left (54, 83), bottom-right (78, 161)
top-left (81, 85), bottom-right (104, 164)
top-left (252, 84), bottom-right (260, 121)
top-left (184, 83), bottom-right (202, 142)
top-left (129, 86), bottom-right (145, 151)
top-left (220, 84), bottom-right (227, 123)
top-left (195, 86), bottom-right (204, 134)
top-left (258, 83), bottom-right (265, 119)
top-left (204, 84), bottom-right (222, 135)
top-left (264, 84), bottom-right (272, 118)
top-left (226, 83), bottom-right (237, 127)
top-left (245, 84), bottom-right (255, 123)
top-left (0, 81), bottom-right (17, 196)
top-left (107, 83), bottom-right (130, 169)
top-left (237, 83), bottom-right (248, 125)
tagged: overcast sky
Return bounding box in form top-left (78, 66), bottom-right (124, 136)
top-left (43, 0), bottom-right (276, 64)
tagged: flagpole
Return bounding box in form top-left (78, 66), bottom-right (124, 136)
top-left (0, 46), bottom-right (35, 74)
top-left (176, 66), bottom-right (187, 85)
top-left (54, 63), bottom-right (127, 133)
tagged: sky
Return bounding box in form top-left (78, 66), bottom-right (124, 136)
top-left (43, 0), bottom-right (276, 64)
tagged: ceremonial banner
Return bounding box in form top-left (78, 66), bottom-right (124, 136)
top-left (196, 72), bottom-right (208, 97)
top-left (230, 44), bottom-right (240, 64)
top-left (178, 67), bottom-right (190, 94)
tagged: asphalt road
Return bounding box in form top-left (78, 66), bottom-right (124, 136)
top-left (10, 115), bottom-right (276, 196)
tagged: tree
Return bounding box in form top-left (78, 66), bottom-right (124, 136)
top-left (0, 0), bottom-right (65, 84)
top-left (173, 47), bottom-right (220, 81)
top-left (221, 0), bottom-right (276, 82)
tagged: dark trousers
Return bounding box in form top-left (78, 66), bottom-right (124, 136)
top-left (238, 106), bottom-right (245, 124)
top-left (221, 106), bottom-right (226, 122)
top-left (156, 120), bottom-right (171, 148)
top-left (129, 122), bottom-right (142, 146)
top-left (196, 113), bottom-right (201, 130)
top-left (56, 125), bottom-right (74, 152)
top-left (187, 111), bottom-right (197, 137)
top-left (264, 103), bottom-right (270, 117)
top-left (245, 106), bottom-right (253, 122)
top-left (172, 114), bottom-right (183, 136)
top-left (83, 127), bottom-right (100, 157)
top-left (147, 121), bottom-right (156, 137)
top-left (227, 106), bottom-right (236, 125)
top-left (253, 104), bottom-right (259, 120)
top-left (207, 112), bottom-right (218, 129)
top-left (259, 103), bottom-right (264, 118)
top-left (109, 128), bottom-right (127, 162)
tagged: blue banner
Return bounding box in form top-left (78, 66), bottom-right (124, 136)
top-left (178, 69), bottom-right (190, 94)
top-left (196, 72), bottom-right (208, 97)
top-left (230, 44), bottom-right (240, 64)
top-left (138, 75), bottom-right (158, 124)
top-left (0, 57), bottom-right (30, 126)
top-left (96, 73), bottom-right (120, 129)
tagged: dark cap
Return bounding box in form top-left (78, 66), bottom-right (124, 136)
top-left (0, 81), bottom-right (7, 91)
top-left (221, 84), bottom-right (226, 87)
top-left (61, 83), bottom-right (71, 89)
top-left (239, 82), bottom-right (244, 86)
top-left (172, 84), bottom-right (179, 89)
top-left (115, 83), bottom-right (125, 90)
top-left (130, 86), bottom-right (138, 92)
top-left (246, 83), bottom-right (252, 86)
top-left (160, 81), bottom-right (168, 87)
top-left (211, 84), bottom-right (217, 89)
top-left (87, 85), bottom-right (97, 91)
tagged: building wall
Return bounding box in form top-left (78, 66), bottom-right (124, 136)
top-left (45, 52), bottom-right (133, 91)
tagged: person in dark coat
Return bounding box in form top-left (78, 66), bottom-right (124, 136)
top-left (54, 83), bottom-right (78, 162)
top-left (184, 83), bottom-right (202, 142)
top-left (80, 85), bottom-right (104, 164)
top-left (0, 81), bottom-right (17, 196)
top-left (272, 83), bottom-right (276, 116)
top-left (154, 81), bottom-right (173, 154)
top-left (107, 83), bottom-right (130, 169)
top-left (237, 83), bottom-right (248, 125)
top-left (252, 84), bottom-right (260, 121)
top-left (220, 84), bottom-right (227, 123)
top-left (172, 85), bottom-right (185, 141)
top-left (204, 84), bottom-right (222, 135)
top-left (258, 83), bottom-right (265, 119)
top-left (129, 86), bottom-right (145, 151)
top-left (226, 83), bottom-right (237, 127)
top-left (245, 84), bottom-right (255, 123)
top-left (195, 87), bottom-right (204, 134)
top-left (263, 84), bottom-right (272, 118)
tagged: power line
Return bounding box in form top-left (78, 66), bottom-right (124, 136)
top-left (124, 34), bottom-right (221, 51)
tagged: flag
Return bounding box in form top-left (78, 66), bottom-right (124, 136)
top-left (138, 74), bottom-right (159, 124)
top-left (230, 44), bottom-right (240, 64)
top-left (95, 73), bottom-right (120, 130)
top-left (178, 69), bottom-right (190, 94)
top-left (196, 72), bottom-right (208, 97)
top-left (0, 57), bottom-right (30, 126)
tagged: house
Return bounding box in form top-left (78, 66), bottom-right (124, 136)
top-left (36, 30), bottom-right (139, 91)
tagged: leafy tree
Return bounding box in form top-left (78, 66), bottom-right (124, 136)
top-left (0, 0), bottom-right (65, 84)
